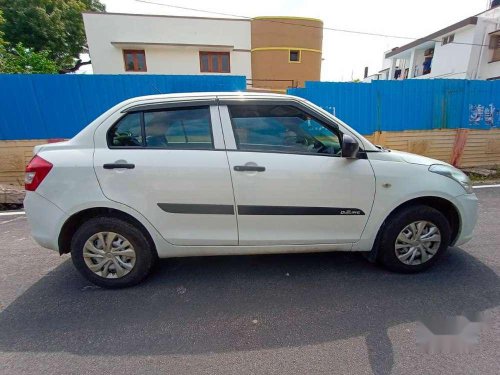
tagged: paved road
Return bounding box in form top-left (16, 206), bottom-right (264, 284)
top-left (0, 188), bottom-right (499, 375)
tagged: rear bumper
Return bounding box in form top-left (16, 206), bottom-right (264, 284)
top-left (24, 191), bottom-right (68, 252)
top-left (453, 193), bottom-right (479, 247)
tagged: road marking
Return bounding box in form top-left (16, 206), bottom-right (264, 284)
top-left (473, 184), bottom-right (500, 189)
top-left (0, 216), bottom-right (24, 224)
top-left (0, 211), bottom-right (26, 216)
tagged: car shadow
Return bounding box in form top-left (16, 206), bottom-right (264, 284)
top-left (0, 248), bottom-right (498, 375)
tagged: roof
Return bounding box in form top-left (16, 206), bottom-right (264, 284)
top-left (123, 91), bottom-right (295, 103)
top-left (252, 16), bottom-right (323, 23)
top-left (82, 11), bottom-right (250, 22)
top-left (385, 16), bottom-right (478, 58)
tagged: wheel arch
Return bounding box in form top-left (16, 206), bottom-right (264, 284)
top-left (58, 207), bottom-right (158, 257)
top-left (367, 196), bottom-right (461, 261)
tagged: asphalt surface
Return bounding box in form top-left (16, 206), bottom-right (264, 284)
top-left (0, 188), bottom-right (499, 375)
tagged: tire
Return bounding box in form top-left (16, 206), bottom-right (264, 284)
top-left (71, 217), bottom-right (156, 288)
top-left (377, 205), bottom-right (451, 273)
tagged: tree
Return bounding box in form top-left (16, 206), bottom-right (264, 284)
top-left (1, 43), bottom-right (58, 74)
top-left (0, 0), bottom-right (105, 70)
top-left (0, 9), bottom-right (5, 48)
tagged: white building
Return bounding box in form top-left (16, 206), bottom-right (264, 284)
top-left (82, 12), bottom-right (252, 78)
top-left (380, 4), bottom-right (500, 81)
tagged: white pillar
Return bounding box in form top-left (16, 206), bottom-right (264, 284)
top-left (388, 58), bottom-right (397, 81)
top-left (408, 49), bottom-right (416, 78)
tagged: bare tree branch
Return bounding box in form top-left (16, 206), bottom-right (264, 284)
top-left (58, 59), bottom-right (91, 74)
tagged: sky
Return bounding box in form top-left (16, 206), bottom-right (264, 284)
top-left (98, 0), bottom-right (490, 81)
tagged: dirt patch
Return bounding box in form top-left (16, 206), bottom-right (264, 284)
top-left (0, 185), bottom-right (25, 210)
top-left (463, 166), bottom-right (500, 185)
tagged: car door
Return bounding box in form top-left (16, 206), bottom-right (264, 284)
top-left (218, 100), bottom-right (376, 246)
top-left (93, 103), bottom-right (238, 246)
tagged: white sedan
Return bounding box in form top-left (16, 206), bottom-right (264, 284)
top-left (24, 92), bottom-right (478, 288)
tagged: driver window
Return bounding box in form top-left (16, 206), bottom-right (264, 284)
top-left (229, 105), bottom-right (341, 156)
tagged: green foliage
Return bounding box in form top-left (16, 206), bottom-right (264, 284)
top-left (0, 9), bottom-right (5, 48)
top-left (0, 43), bottom-right (58, 73)
top-left (0, 0), bottom-right (105, 69)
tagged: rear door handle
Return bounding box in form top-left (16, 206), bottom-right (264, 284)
top-left (234, 165), bottom-right (266, 172)
top-left (103, 163), bottom-right (135, 169)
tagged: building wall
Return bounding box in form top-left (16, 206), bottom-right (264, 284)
top-left (250, 17), bottom-right (323, 90)
top-left (423, 27), bottom-right (475, 79)
top-left (83, 13), bottom-right (252, 77)
top-left (472, 16), bottom-right (500, 80)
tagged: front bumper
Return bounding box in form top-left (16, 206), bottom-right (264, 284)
top-left (24, 191), bottom-right (68, 252)
top-left (453, 193), bottom-right (479, 246)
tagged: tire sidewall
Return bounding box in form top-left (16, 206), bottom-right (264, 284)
top-left (379, 205), bottom-right (451, 273)
top-left (71, 217), bottom-right (154, 288)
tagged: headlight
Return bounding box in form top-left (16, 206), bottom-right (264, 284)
top-left (429, 164), bottom-right (473, 194)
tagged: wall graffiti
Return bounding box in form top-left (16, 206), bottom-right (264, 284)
top-left (469, 104), bottom-right (499, 127)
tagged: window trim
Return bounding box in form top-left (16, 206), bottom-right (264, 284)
top-left (289, 49), bottom-right (301, 63)
top-left (123, 49), bottom-right (147, 72)
top-left (227, 103), bottom-right (344, 158)
top-left (199, 51), bottom-right (231, 73)
top-left (107, 106), bottom-right (215, 150)
top-left (489, 35), bottom-right (500, 63)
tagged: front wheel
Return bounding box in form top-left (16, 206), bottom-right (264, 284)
top-left (377, 205), bottom-right (451, 273)
top-left (71, 217), bottom-right (156, 288)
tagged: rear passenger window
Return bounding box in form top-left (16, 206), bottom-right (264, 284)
top-left (107, 106), bottom-right (213, 149)
top-left (108, 112), bottom-right (143, 147)
top-left (144, 107), bottom-right (213, 149)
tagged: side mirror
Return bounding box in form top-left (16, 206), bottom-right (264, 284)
top-left (341, 134), bottom-right (359, 158)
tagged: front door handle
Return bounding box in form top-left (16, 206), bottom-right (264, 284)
top-left (103, 163), bottom-right (135, 169)
top-left (234, 165), bottom-right (266, 172)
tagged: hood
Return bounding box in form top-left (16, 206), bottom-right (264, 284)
top-left (371, 149), bottom-right (452, 167)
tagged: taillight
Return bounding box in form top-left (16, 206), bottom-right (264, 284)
top-left (25, 156), bottom-right (53, 191)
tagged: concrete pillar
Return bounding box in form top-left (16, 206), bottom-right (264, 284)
top-left (408, 49), bottom-right (416, 78)
top-left (388, 58), bottom-right (397, 81)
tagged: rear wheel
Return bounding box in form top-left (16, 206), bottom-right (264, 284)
top-left (71, 217), bottom-right (156, 288)
top-left (377, 205), bottom-right (451, 273)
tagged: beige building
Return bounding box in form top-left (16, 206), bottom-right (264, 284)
top-left (250, 17), bottom-right (323, 90)
top-left (83, 12), bottom-right (323, 91)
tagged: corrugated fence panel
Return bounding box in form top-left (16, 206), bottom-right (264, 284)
top-left (459, 129), bottom-right (500, 167)
top-left (287, 79), bottom-right (500, 135)
top-left (0, 74), bottom-right (246, 140)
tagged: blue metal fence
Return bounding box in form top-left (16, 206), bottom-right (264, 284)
top-left (2, 76), bottom-right (498, 140)
top-left (288, 79), bottom-right (500, 134)
top-left (0, 74), bottom-right (246, 140)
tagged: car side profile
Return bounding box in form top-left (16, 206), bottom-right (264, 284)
top-left (24, 92), bottom-right (478, 288)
